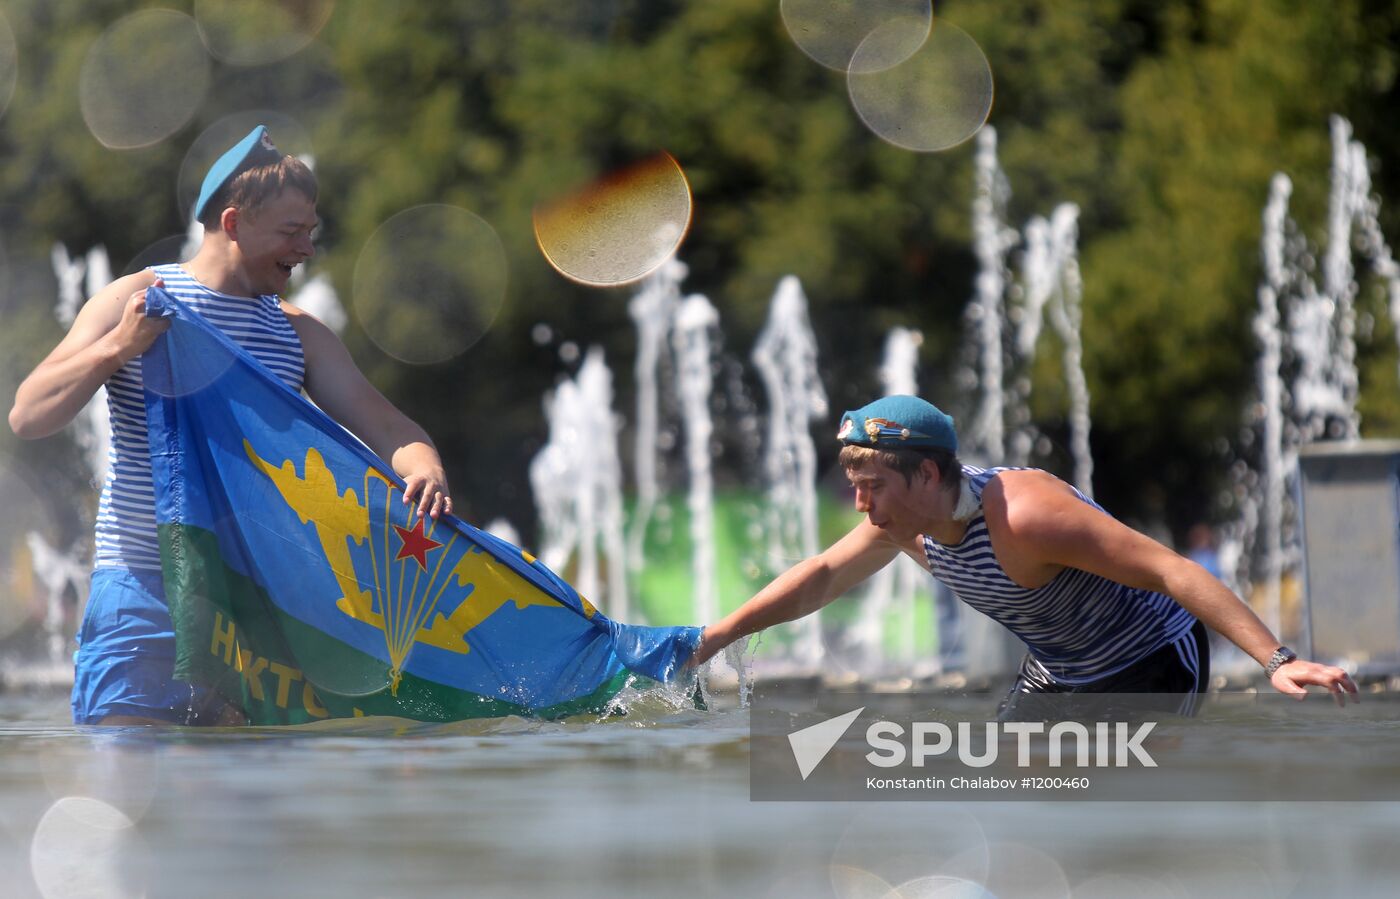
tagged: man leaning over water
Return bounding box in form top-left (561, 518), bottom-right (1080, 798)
top-left (9, 127), bottom-right (454, 727)
top-left (691, 395), bottom-right (1358, 713)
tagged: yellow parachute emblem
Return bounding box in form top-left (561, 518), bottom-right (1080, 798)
top-left (243, 441), bottom-right (561, 692)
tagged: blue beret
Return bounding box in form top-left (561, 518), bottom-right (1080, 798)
top-left (837, 395), bottom-right (958, 452)
top-left (193, 125), bottom-right (281, 221)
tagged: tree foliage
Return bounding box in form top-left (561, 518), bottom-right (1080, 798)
top-left (1, 0), bottom-right (1398, 539)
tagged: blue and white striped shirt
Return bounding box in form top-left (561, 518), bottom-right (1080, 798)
top-left (94, 264), bottom-right (305, 572)
top-left (923, 465), bottom-right (1197, 685)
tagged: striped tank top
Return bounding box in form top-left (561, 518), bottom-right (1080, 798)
top-left (94, 264), bottom-right (305, 572)
top-left (922, 465), bottom-right (1197, 685)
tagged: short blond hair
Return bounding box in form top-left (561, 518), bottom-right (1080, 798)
top-left (839, 444), bottom-right (961, 489)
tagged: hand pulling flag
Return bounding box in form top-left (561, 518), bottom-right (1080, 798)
top-left (141, 287), bottom-right (700, 725)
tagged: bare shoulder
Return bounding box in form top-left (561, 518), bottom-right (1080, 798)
top-left (111, 268), bottom-right (161, 294)
top-left (279, 299), bottom-right (322, 330)
top-left (981, 469), bottom-right (1084, 534)
top-left (278, 301), bottom-right (368, 404)
top-left (89, 269), bottom-right (160, 312)
top-left (279, 301), bottom-right (341, 356)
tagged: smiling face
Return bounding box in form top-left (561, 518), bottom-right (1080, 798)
top-left (846, 457), bottom-right (939, 541)
top-left (229, 188), bottom-right (318, 296)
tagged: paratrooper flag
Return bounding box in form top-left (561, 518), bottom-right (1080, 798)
top-left (142, 286), bottom-right (700, 725)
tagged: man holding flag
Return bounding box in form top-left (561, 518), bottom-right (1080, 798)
top-left (10, 127), bottom-right (453, 726)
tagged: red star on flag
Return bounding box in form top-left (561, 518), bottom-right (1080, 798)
top-left (393, 516), bottom-right (443, 570)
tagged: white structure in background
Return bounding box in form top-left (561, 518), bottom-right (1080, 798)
top-left (483, 518), bottom-right (522, 547)
top-left (1235, 115), bottom-right (1400, 636)
top-left (1021, 206), bottom-right (1093, 493)
top-left (25, 533), bottom-right (88, 664)
top-left (529, 347), bottom-right (630, 618)
top-left (50, 243), bottom-right (111, 487)
top-left (960, 126), bottom-right (1093, 497)
top-left (179, 219), bottom-right (203, 264)
top-left (751, 276), bottom-right (827, 667)
top-left (78, 247), bottom-right (113, 486)
top-left (850, 327), bottom-right (934, 674)
top-left (672, 294), bottom-right (722, 628)
top-left (626, 258), bottom-right (686, 567)
top-left (31, 243), bottom-right (109, 665)
top-left (952, 126), bottom-right (1095, 682)
top-left (622, 260), bottom-right (726, 631)
top-left (85, 244), bottom-right (112, 303)
top-left (963, 131), bottom-right (1016, 464)
top-left (289, 272), bottom-right (346, 334)
top-left (51, 243), bottom-right (87, 326)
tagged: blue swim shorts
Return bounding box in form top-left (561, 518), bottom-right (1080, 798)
top-left (71, 567), bottom-right (227, 725)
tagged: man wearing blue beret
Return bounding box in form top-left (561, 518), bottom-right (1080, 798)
top-left (10, 127), bottom-right (454, 726)
top-left (692, 395), bottom-right (1358, 710)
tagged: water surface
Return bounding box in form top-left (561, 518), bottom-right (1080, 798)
top-left (3, 688), bottom-right (1398, 898)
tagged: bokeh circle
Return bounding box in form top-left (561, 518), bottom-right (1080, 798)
top-left (121, 233), bottom-right (200, 277)
top-left (780, 0), bottom-right (932, 74)
top-left (30, 796), bottom-right (149, 899)
top-left (533, 153), bottom-right (692, 288)
top-left (847, 19), bottom-right (993, 152)
top-left (39, 743), bottom-right (161, 825)
top-left (353, 205), bottom-right (508, 364)
top-left (831, 805), bottom-right (990, 890)
top-left (194, 0), bottom-right (335, 66)
top-left (79, 10), bottom-right (211, 150)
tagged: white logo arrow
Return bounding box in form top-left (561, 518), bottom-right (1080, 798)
top-left (788, 707), bottom-right (865, 780)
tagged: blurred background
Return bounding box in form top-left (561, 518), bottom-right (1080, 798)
top-left (1, 0), bottom-right (1398, 656)
top-left (6, 7), bottom-right (1400, 895)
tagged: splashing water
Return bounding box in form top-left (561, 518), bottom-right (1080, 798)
top-left (626, 258), bottom-right (687, 569)
top-left (960, 126), bottom-right (1094, 496)
top-left (1235, 115), bottom-right (1400, 638)
top-left (1022, 205), bottom-right (1093, 496)
top-left (529, 347), bottom-right (630, 618)
top-left (672, 294), bottom-right (721, 627)
top-left (849, 328), bottom-right (937, 675)
top-left (961, 127), bottom-right (1015, 463)
top-left (752, 276), bottom-right (827, 668)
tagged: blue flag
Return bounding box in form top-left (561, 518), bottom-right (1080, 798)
top-left (141, 286), bottom-right (700, 724)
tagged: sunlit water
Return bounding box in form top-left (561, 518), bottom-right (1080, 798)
top-left (3, 689), bottom-right (1399, 898)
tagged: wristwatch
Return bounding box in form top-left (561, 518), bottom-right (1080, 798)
top-left (1264, 646), bottom-right (1297, 678)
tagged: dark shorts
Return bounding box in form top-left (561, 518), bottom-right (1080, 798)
top-left (998, 620), bottom-right (1210, 721)
top-left (71, 567), bottom-right (232, 725)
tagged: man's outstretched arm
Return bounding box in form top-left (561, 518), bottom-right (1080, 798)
top-left (692, 520), bottom-right (910, 666)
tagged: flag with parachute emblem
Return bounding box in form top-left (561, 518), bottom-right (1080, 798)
top-left (140, 286), bottom-right (700, 725)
